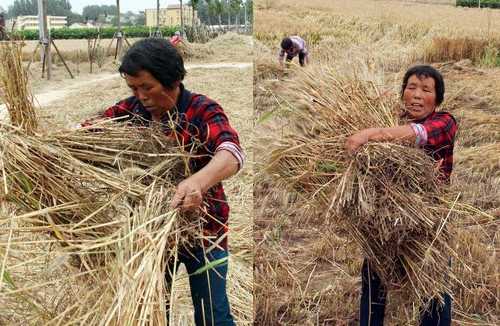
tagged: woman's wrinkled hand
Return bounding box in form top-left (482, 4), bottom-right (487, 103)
top-left (170, 175), bottom-right (206, 212)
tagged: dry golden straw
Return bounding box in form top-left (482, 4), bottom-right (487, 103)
top-left (265, 65), bottom-right (458, 305)
top-left (0, 41), bottom-right (38, 134)
top-left (0, 120), bottom-right (209, 325)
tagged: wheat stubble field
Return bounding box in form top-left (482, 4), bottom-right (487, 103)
top-left (254, 0), bottom-right (499, 324)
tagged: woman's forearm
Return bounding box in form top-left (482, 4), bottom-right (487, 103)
top-left (346, 125), bottom-right (416, 155)
top-left (365, 126), bottom-right (416, 143)
top-left (190, 150), bottom-right (240, 193)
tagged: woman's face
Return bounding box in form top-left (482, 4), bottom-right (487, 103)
top-left (124, 70), bottom-right (178, 117)
top-left (402, 74), bottom-right (437, 121)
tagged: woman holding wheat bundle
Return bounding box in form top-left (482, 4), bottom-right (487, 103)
top-left (83, 38), bottom-right (242, 326)
top-left (346, 65), bottom-right (456, 326)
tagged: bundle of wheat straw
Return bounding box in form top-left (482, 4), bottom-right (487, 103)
top-left (40, 185), bottom-right (201, 325)
top-left (1, 183), bottom-right (201, 325)
top-left (254, 56), bottom-right (285, 82)
top-left (0, 41), bottom-right (38, 133)
top-left (254, 42), bottom-right (286, 82)
top-left (0, 121), bottom-right (195, 255)
top-left (265, 65), bottom-right (457, 304)
top-left (0, 122), bottom-right (208, 325)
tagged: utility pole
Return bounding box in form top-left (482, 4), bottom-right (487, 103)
top-left (38, 0), bottom-right (51, 80)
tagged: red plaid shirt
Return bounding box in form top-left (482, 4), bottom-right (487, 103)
top-left (98, 84), bottom-right (241, 249)
top-left (412, 111), bottom-right (457, 183)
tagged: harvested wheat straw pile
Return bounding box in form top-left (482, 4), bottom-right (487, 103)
top-left (0, 121), bottom-right (189, 239)
top-left (176, 41), bottom-right (214, 60)
top-left (266, 64), bottom-right (457, 304)
top-left (0, 41), bottom-right (207, 324)
top-left (0, 42), bottom-right (38, 133)
top-left (254, 42), bottom-right (285, 82)
top-left (0, 121), bottom-right (205, 325)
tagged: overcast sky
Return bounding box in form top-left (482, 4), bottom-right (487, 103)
top-left (0, 0), bottom-right (181, 14)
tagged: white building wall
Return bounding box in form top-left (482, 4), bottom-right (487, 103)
top-left (16, 15), bottom-right (67, 30)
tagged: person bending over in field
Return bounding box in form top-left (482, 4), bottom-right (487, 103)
top-left (170, 30), bottom-right (183, 47)
top-left (278, 35), bottom-right (309, 68)
top-left (84, 38), bottom-right (242, 326)
top-left (345, 65), bottom-right (457, 326)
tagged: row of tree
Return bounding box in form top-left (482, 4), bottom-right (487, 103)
top-left (4, 0), bottom-right (253, 28)
top-left (5, 0), bottom-right (83, 24)
top-left (194, 0), bottom-right (253, 27)
top-left (82, 5), bottom-right (145, 26)
top-left (81, 5), bottom-right (118, 22)
top-left (5, 1), bottom-right (147, 26)
top-left (6, 0), bottom-right (72, 18)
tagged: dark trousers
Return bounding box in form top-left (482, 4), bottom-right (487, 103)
top-left (166, 248), bottom-right (235, 326)
top-left (360, 259), bottom-right (452, 326)
top-left (286, 52), bottom-right (306, 66)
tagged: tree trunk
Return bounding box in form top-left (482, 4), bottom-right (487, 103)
top-left (180, 0), bottom-right (185, 37)
top-left (191, 4), bottom-right (197, 41)
top-left (236, 6), bottom-right (239, 33)
top-left (38, 0), bottom-right (51, 80)
top-left (207, 9), bottom-right (213, 34)
top-left (244, 1), bottom-right (247, 33)
top-left (156, 0), bottom-right (159, 29)
top-left (117, 0), bottom-right (121, 31)
top-left (192, 5), bottom-right (195, 26)
top-left (116, 0), bottom-right (122, 58)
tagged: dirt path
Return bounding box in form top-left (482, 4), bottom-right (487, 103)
top-left (186, 62), bottom-right (252, 69)
top-left (0, 62), bottom-right (252, 120)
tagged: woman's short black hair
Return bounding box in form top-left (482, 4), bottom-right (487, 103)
top-left (281, 37), bottom-right (293, 50)
top-left (119, 38), bottom-right (186, 89)
top-left (401, 65), bottom-right (445, 106)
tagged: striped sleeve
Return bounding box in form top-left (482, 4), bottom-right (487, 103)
top-left (216, 141), bottom-right (245, 170)
top-left (410, 123), bottom-right (428, 147)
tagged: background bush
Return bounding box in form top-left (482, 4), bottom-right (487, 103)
top-left (11, 26), bottom-right (180, 40)
top-left (456, 0), bottom-right (500, 8)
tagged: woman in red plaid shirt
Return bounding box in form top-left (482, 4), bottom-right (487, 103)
top-left (346, 65), bottom-right (457, 326)
top-left (93, 38), bottom-right (243, 325)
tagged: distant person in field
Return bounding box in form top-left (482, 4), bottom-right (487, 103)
top-left (278, 35), bottom-right (309, 68)
top-left (346, 65), bottom-right (457, 326)
top-left (83, 38), bottom-right (242, 326)
top-left (170, 30), bottom-right (183, 47)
